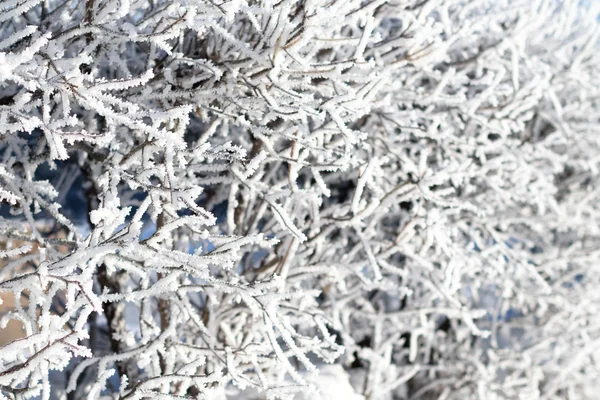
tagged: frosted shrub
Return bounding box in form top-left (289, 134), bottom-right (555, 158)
top-left (0, 0), bottom-right (598, 399)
